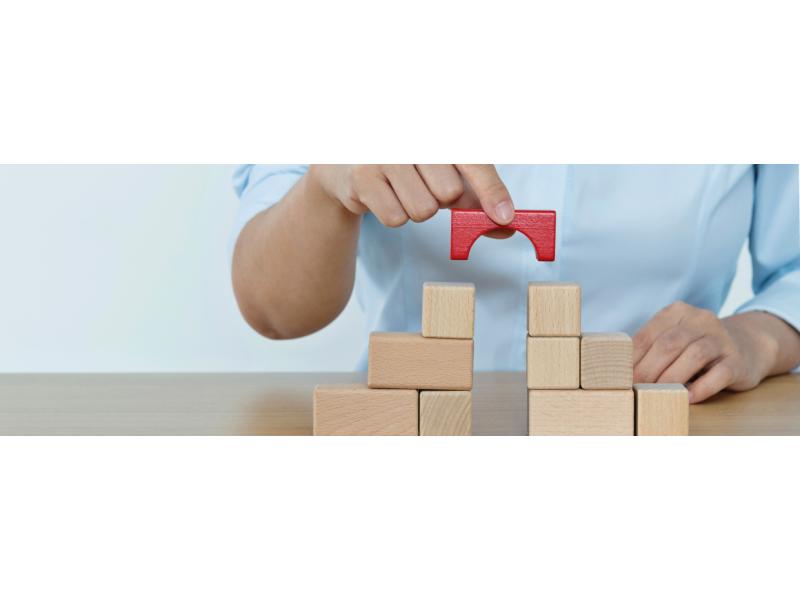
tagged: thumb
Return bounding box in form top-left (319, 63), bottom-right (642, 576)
top-left (455, 164), bottom-right (514, 225)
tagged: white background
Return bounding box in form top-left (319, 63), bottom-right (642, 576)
top-left (0, 164), bottom-right (752, 373)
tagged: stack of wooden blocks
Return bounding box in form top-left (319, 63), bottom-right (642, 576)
top-left (314, 282), bottom-right (475, 436)
top-left (527, 282), bottom-right (689, 435)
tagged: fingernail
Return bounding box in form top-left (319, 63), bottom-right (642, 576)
top-left (495, 200), bottom-right (514, 224)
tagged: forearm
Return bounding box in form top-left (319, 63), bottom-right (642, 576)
top-left (232, 171), bottom-right (361, 339)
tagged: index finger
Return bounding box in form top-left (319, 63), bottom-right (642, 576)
top-left (455, 164), bottom-right (514, 225)
top-left (632, 306), bottom-right (684, 365)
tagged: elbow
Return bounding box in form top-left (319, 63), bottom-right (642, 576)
top-left (244, 311), bottom-right (291, 340)
top-left (235, 295), bottom-right (336, 341)
top-left (236, 299), bottom-right (301, 340)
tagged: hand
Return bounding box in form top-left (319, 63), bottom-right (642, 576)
top-left (307, 164), bottom-right (515, 228)
top-left (632, 302), bottom-right (780, 403)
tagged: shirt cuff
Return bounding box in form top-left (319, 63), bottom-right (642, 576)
top-left (734, 271), bottom-right (800, 334)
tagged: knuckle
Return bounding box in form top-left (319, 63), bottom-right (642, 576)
top-left (660, 329), bottom-right (688, 354)
top-left (717, 361), bottom-right (736, 383)
top-left (410, 202), bottom-right (438, 223)
top-left (482, 180), bottom-right (510, 203)
top-left (690, 339), bottom-right (715, 363)
top-left (668, 300), bottom-right (689, 314)
top-left (349, 164), bottom-right (376, 188)
top-left (438, 180), bottom-right (464, 203)
top-left (381, 211), bottom-right (408, 228)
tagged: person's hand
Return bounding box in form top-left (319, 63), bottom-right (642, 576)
top-left (633, 302), bottom-right (779, 403)
top-left (307, 164), bottom-right (515, 228)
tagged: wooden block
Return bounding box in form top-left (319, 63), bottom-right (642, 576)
top-left (420, 391), bottom-right (472, 436)
top-left (450, 208), bottom-right (556, 261)
top-left (580, 332), bottom-right (633, 389)
top-left (527, 283), bottom-right (581, 337)
top-left (635, 384), bottom-right (689, 436)
top-left (529, 389), bottom-right (634, 435)
top-left (313, 384), bottom-right (418, 435)
top-left (526, 337), bottom-right (580, 389)
top-left (368, 333), bottom-right (473, 390)
top-left (422, 282), bottom-right (475, 339)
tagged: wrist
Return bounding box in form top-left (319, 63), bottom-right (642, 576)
top-left (304, 166), bottom-right (360, 222)
top-left (723, 312), bottom-right (779, 379)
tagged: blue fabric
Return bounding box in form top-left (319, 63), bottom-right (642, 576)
top-left (232, 165), bottom-right (800, 371)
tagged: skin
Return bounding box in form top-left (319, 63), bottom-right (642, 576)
top-left (232, 164), bottom-right (800, 404)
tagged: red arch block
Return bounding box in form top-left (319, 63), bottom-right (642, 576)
top-left (450, 209), bottom-right (556, 261)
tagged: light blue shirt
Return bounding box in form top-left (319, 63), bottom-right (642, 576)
top-left (232, 165), bottom-right (800, 371)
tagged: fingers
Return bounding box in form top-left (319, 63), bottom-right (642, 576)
top-left (344, 164), bottom-right (512, 228)
top-left (634, 324), bottom-right (704, 383)
top-left (383, 165), bottom-right (438, 223)
top-left (656, 336), bottom-right (722, 384)
top-left (455, 164), bottom-right (515, 225)
top-left (355, 172), bottom-right (408, 228)
top-left (415, 165), bottom-right (464, 206)
top-left (632, 301), bottom-right (688, 365)
top-left (687, 359), bottom-right (737, 403)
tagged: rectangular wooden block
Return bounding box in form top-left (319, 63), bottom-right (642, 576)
top-left (580, 332), bottom-right (633, 389)
top-left (635, 384), bottom-right (689, 436)
top-left (527, 282), bottom-right (581, 336)
top-left (529, 389), bottom-right (634, 435)
top-left (422, 282), bottom-right (475, 339)
top-left (420, 391), bottom-right (472, 436)
top-left (313, 384), bottom-right (418, 435)
top-left (527, 336), bottom-right (580, 389)
top-left (368, 332), bottom-right (473, 390)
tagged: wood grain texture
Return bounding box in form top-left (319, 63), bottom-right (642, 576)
top-left (635, 383), bottom-right (689, 436)
top-left (0, 373), bottom-right (797, 436)
top-left (313, 384), bottom-right (418, 435)
top-left (527, 282), bottom-right (581, 337)
top-left (527, 336), bottom-right (580, 389)
top-left (422, 282), bottom-right (475, 339)
top-left (420, 391), bottom-right (472, 436)
top-left (580, 332), bottom-right (633, 389)
top-left (368, 332), bottom-right (473, 390)
top-left (450, 209), bottom-right (556, 261)
top-left (529, 389), bottom-right (634, 435)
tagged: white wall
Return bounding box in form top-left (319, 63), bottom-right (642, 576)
top-left (0, 165), bottom-right (753, 373)
top-left (0, 165), bottom-right (365, 372)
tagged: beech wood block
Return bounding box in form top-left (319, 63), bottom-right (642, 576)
top-left (313, 384), bottom-right (418, 435)
top-left (529, 389), bottom-right (634, 436)
top-left (368, 332), bottom-right (473, 390)
top-left (527, 282), bottom-right (581, 337)
top-left (422, 282), bottom-right (475, 339)
top-left (635, 384), bottom-right (689, 436)
top-left (420, 391), bottom-right (472, 436)
top-left (451, 208), bottom-right (556, 261)
top-left (580, 332), bottom-right (633, 389)
top-left (527, 337), bottom-right (580, 389)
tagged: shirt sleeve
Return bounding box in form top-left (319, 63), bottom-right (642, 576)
top-left (229, 164), bottom-right (308, 259)
top-left (735, 164), bottom-right (800, 332)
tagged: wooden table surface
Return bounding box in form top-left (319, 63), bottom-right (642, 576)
top-left (1, 372), bottom-right (798, 435)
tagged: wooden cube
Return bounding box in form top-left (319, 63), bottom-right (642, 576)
top-left (580, 332), bottom-right (633, 389)
top-left (529, 389), bottom-right (634, 435)
top-left (313, 384), bottom-right (418, 435)
top-left (368, 332), bottom-right (473, 390)
top-left (422, 282), bottom-right (475, 339)
top-left (420, 391), bottom-right (472, 436)
top-left (635, 384), bottom-right (689, 436)
top-left (527, 337), bottom-right (580, 389)
top-left (527, 282), bottom-right (581, 337)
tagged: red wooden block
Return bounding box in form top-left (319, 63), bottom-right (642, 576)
top-left (450, 209), bottom-right (556, 261)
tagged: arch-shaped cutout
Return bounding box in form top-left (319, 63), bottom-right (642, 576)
top-left (450, 209), bottom-right (556, 261)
